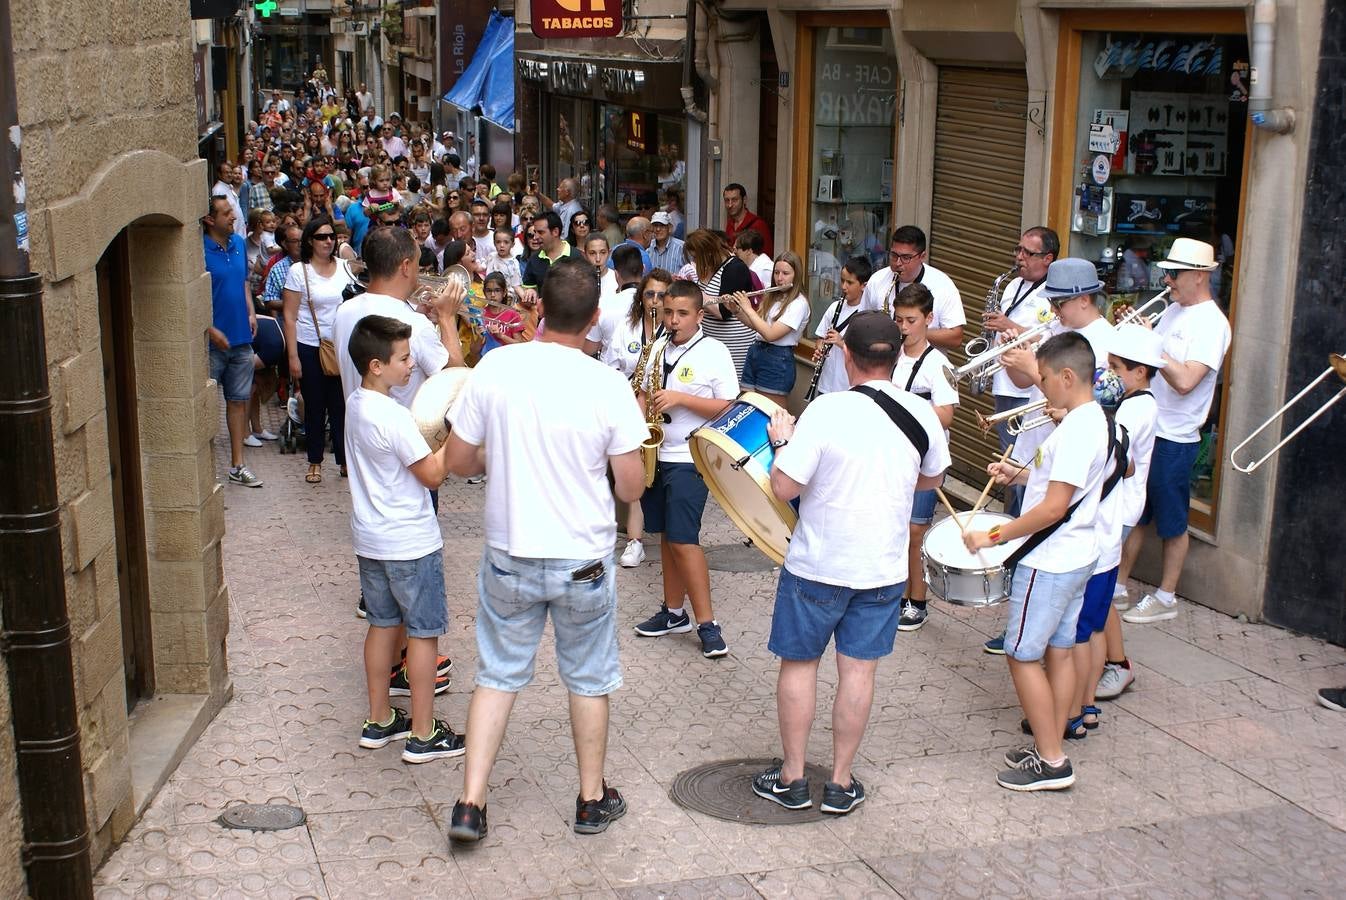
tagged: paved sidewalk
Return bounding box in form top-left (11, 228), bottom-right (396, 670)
top-left (96, 404), bottom-right (1346, 898)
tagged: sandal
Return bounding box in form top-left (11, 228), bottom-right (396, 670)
top-left (305, 464), bottom-right (322, 484)
top-left (1081, 705), bottom-right (1101, 730)
top-left (1021, 716), bottom-right (1089, 741)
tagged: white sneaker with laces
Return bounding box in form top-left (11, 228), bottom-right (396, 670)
top-left (1122, 593), bottom-right (1178, 624)
top-left (1095, 662), bottom-right (1135, 699)
top-left (255, 429), bottom-right (279, 441)
top-left (243, 434), bottom-right (263, 448)
top-left (619, 540), bottom-right (646, 567)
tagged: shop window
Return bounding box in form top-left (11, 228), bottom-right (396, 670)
top-left (1063, 27), bottom-right (1248, 527)
top-left (546, 98), bottom-right (597, 208)
top-left (600, 107), bottom-right (686, 216)
top-left (801, 26), bottom-right (898, 334)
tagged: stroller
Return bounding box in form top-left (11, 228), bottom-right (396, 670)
top-left (278, 392), bottom-right (305, 454)
top-left (255, 314), bottom-right (305, 455)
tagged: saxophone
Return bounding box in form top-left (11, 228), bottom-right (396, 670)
top-left (803, 292), bottom-right (845, 403)
top-left (966, 266), bottom-right (1019, 396)
top-left (635, 308), bottom-right (666, 488)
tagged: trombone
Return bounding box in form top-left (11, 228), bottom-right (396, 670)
top-left (1230, 353), bottom-right (1346, 475)
top-left (1114, 288), bottom-right (1171, 327)
top-left (976, 398), bottom-right (1050, 436)
top-left (943, 316), bottom-right (1057, 389)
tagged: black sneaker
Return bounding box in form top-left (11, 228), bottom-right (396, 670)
top-left (1318, 688), bottom-right (1346, 712)
top-left (574, 783), bottom-right (627, 835)
top-left (388, 666), bottom-right (452, 697)
top-left (697, 622), bottom-right (728, 658)
top-left (448, 800), bottom-right (488, 843)
top-left (356, 595), bottom-right (367, 619)
top-left (897, 601), bottom-right (927, 632)
top-left (751, 764), bottom-right (811, 810)
top-left (359, 707), bottom-right (412, 749)
top-left (401, 720), bottom-right (466, 764)
top-left (392, 652), bottom-right (454, 678)
top-left (633, 604), bottom-right (694, 637)
top-left (820, 778), bottom-right (866, 815)
top-left (997, 753), bottom-right (1075, 792)
top-left (1003, 745), bottom-right (1038, 768)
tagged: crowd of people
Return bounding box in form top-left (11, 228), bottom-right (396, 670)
top-left (203, 79), bottom-right (1243, 843)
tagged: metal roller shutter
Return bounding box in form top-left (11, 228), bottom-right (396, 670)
top-left (929, 67), bottom-right (1029, 485)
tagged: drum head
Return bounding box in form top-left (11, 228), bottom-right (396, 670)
top-left (411, 367), bottom-right (472, 449)
top-left (690, 420), bottom-right (797, 566)
top-left (923, 512), bottom-right (1021, 572)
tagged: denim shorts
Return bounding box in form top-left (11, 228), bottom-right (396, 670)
top-left (767, 566), bottom-right (906, 661)
top-left (910, 489), bottom-right (937, 526)
top-left (740, 341), bottom-right (797, 395)
top-left (1075, 567), bottom-right (1118, 643)
top-left (476, 546), bottom-right (621, 696)
top-left (209, 343), bottom-right (255, 402)
top-left (1139, 437), bottom-right (1200, 539)
top-left (640, 461), bottom-right (708, 544)
top-left (357, 549), bottom-right (448, 638)
top-left (1003, 561), bottom-right (1092, 662)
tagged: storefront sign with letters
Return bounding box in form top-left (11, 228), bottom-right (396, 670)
top-left (531, 0), bottom-right (622, 39)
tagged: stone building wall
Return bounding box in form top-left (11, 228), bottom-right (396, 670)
top-left (6, 0), bottom-right (230, 870)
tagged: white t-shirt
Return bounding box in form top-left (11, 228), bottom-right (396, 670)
top-left (587, 284), bottom-right (635, 352)
top-left (748, 254), bottom-right (774, 290)
top-left (1093, 416), bottom-right (1129, 573)
top-left (861, 263), bottom-right (966, 330)
top-left (1151, 300), bottom-right (1231, 443)
top-left (472, 232), bottom-right (495, 265)
top-left (1009, 318), bottom-right (1113, 466)
top-left (992, 276), bottom-right (1054, 398)
top-left (763, 295), bottom-right (810, 347)
top-left (811, 299), bottom-right (866, 396)
top-left (285, 260), bottom-right (352, 346)
top-left (450, 341), bottom-right (648, 559)
top-left (603, 313), bottom-right (660, 378)
top-left (1076, 317), bottom-right (1115, 374)
top-left (1115, 389), bottom-right (1159, 528)
top-left (776, 380), bottom-right (950, 588)
top-left (344, 388), bottom-right (442, 561)
top-left (892, 344), bottom-right (959, 409)
top-left (332, 291), bottom-right (450, 406)
top-left (636, 329), bottom-right (739, 463)
top-left (1018, 401), bottom-right (1109, 573)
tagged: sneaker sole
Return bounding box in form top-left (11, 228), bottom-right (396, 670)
top-left (634, 622), bottom-right (694, 637)
top-left (229, 479), bottom-right (264, 488)
top-left (619, 559), bottom-right (643, 568)
top-left (1317, 694), bottom-right (1346, 712)
top-left (701, 645), bottom-right (729, 659)
top-left (1122, 609), bottom-right (1178, 624)
top-left (983, 645), bottom-right (1006, 656)
top-left (573, 802), bottom-right (627, 835)
top-left (897, 620), bottom-right (926, 632)
top-left (997, 771), bottom-right (1076, 792)
top-left (401, 746), bottom-right (467, 763)
top-left (359, 730), bottom-right (412, 749)
top-left (389, 680), bottom-right (452, 697)
top-left (356, 608), bottom-right (368, 620)
top-left (751, 785), bottom-right (812, 810)
top-left (448, 823), bottom-right (487, 843)
top-left (1094, 678), bottom-right (1134, 700)
top-left (820, 794), bottom-right (865, 815)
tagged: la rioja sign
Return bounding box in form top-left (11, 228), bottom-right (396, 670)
top-left (531, 0), bottom-right (622, 38)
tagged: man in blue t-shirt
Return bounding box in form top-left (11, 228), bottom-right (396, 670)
top-left (203, 195), bottom-right (264, 488)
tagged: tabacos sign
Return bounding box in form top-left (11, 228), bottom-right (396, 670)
top-left (531, 0), bottom-right (622, 38)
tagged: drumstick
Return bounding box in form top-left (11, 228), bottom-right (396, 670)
top-left (934, 487), bottom-right (967, 535)
top-left (969, 444), bottom-right (1015, 518)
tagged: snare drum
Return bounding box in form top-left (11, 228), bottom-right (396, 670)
top-left (921, 511), bottom-right (1024, 607)
top-left (689, 392), bottom-right (797, 565)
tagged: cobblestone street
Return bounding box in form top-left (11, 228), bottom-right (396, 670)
top-left (94, 404), bottom-right (1346, 898)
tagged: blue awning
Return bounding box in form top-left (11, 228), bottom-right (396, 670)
top-left (444, 11), bottom-right (515, 132)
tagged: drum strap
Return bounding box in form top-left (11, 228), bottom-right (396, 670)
top-left (1006, 419), bottom-right (1131, 568)
top-left (850, 385), bottom-right (930, 462)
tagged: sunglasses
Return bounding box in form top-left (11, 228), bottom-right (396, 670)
top-left (312, 233), bottom-right (336, 241)
top-left (572, 218), bottom-right (590, 226)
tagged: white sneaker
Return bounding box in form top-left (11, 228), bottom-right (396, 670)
top-left (1122, 593), bottom-right (1178, 624)
top-left (243, 434), bottom-right (263, 448)
top-left (1095, 662), bottom-right (1135, 699)
top-left (1113, 584), bottom-right (1131, 609)
top-left (466, 473), bottom-right (488, 485)
top-left (619, 540), bottom-right (646, 568)
top-left (255, 429), bottom-right (279, 441)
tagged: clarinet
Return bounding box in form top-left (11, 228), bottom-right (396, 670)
top-left (803, 292), bottom-right (846, 403)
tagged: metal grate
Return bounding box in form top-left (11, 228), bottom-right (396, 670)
top-left (670, 758), bottom-right (834, 825)
top-left (217, 803), bottom-right (307, 832)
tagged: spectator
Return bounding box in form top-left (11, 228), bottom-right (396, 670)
top-left (648, 211), bottom-right (686, 272)
top-left (723, 182), bottom-right (773, 258)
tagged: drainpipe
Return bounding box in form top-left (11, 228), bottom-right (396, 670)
top-left (0, 0), bottom-right (94, 897)
top-left (680, 0), bottom-right (707, 124)
top-left (1249, 0), bottom-right (1295, 133)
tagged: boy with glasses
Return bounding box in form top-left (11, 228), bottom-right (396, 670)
top-left (861, 225), bottom-right (965, 352)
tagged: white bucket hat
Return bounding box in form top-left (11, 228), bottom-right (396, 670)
top-left (1157, 237), bottom-right (1218, 271)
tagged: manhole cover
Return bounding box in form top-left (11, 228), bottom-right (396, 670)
top-left (670, 758), bottom-right (831, 824)
top-left (217, 803), bottom-right (307, 831)
top-left (704, 543), bottom-right (778, 573)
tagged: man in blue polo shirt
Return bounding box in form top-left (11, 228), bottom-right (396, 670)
top-left (203, 195), bottom-right (264, 487)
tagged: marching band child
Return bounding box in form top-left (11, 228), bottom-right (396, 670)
top-left (632, 281), bottom-right (740, 658)
top-left (810, 256), bottom-right (873, 397)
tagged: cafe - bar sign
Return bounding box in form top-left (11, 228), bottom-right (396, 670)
top-left (531, 0), bottom-right (622, 38)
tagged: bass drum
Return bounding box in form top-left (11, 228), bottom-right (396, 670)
top-left (410, 367), bottom-right (472, 450)
top-left (921, 511), bottom-right (1023, 607)
top-left (689, 392), bottom-right (797, 565)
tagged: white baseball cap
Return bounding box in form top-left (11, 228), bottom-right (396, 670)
top-left (650, 211), bottom-right (672, 225)
top-left (1109, 323), bottom-right (1167, 369)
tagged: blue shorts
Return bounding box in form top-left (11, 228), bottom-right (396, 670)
top-left (1075, 568), bottom-right (1118, 643)
top-left (640, 461), bottom-right (708, 544)
top-left (209, 343), bottom-right (255, 402)
top-left (1003, 562), bottom-right (1092, 662)
top-left (910, 489), bottom-right (937, 526)
top-left (767, 567), bottom-right (906, 661)
top-left (740, 341), bottom-right (797, 395)
top-left (476, 546), bottom-right (621, 696)
top-left (357, 550), bottom-right (447, 638)
top-left (1139, 437), bottom-right (1200, 539)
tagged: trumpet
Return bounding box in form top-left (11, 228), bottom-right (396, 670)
top-left (1114, 288), bottom-right (1171, 328)
top-left (1230, 353), bottom-right (1346, 475)
top-left (976, 398), bottom-right (1049, 435)
top-left (943, 316), bottom-right (1057, 389)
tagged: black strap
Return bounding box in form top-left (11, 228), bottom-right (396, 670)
top-left (1006, 415), bottom-right (1129, 567)
top-left (663, 334), bottom-right (706, 381)
top-left (903, 345), bottom-right (936, 394)
top-left (1003, 277), bottom-right (1046, 319)
top-left (850, 385), bottom-right (930, 462)
top-left (1117, 389), bottom-right (1153, 406)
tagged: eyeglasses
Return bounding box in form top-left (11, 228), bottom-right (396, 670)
top-left (889, 251), bottom-right (920, 263)
top-left (1014, 245), bottom-right (1049, 257)
top-left (643, 290), bottom-right (669, 298)
top-left (312, 233), bottom-right (336, 241)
